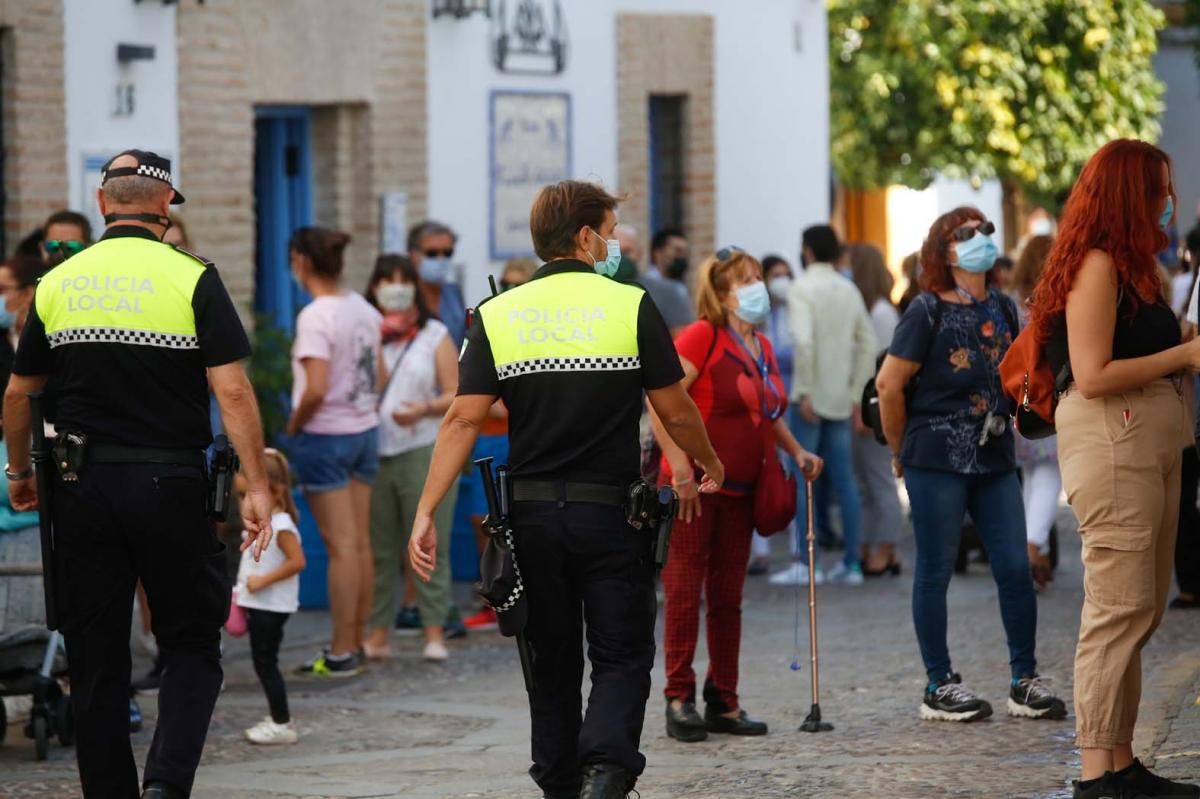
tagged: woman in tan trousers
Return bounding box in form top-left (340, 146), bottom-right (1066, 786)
top-left (1030, 139), bottom-right (1200, 799)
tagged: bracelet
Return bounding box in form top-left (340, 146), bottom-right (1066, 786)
top-left (5, 463), bottom-right (33, 481)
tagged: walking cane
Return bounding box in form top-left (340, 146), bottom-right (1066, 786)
top-left (799, 476), bottom-right (833, 733)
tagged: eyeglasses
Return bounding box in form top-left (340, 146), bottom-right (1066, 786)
top-left (716, 245), bottom-right (745, 261)
top-left (422, 248), bottom-right (454, 259)
top-left (950, 221), bottom-right (996, 243)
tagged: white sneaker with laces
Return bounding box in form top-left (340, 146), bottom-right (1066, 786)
top-left (423, 640), bottom-right (450, 662)
top-left (246, 720), bottom-right (298, 745)
top-left (826, 562), bottom-right (864, 586)
top-left (769, 561), bottom-right (825, 586)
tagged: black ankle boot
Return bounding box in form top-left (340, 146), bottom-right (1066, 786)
top-left (142, 782), bottom-right (187, 799)
top-left (579, 763), bottom-right (633, 799)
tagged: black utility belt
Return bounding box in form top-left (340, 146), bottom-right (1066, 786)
top-left (52, 432), bottom-right (239, 522)
top-left (87, 442), bottom-right (206, 469)
top-left (511, 480), bottom-right (625, 507)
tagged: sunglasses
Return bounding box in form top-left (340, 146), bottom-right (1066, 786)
top-left (45, 239), bottom-right (86, 256)
top-left (716, 245), bottom-right (745, 261)
top-left (950, 221), bottom-right (996, 243)
top-left (422, 248), bottom-right (454, 259)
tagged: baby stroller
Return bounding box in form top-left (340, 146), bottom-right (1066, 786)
top-left (0, 523), bottom-right (72, 760)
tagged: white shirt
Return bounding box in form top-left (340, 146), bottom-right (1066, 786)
top-left (377, 319), bottom-right (449, 457)
top-left (868, 298), bottom-right (900, 351)
top-left (788, 263), bottom-right (879, 420)
top-left (236, 512), bottom-right (301, 614)
top-left (1174, 271), bottom-right (1195, 317)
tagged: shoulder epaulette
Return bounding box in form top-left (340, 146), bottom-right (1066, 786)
top-left (170, 244), bottom-right (214, 268)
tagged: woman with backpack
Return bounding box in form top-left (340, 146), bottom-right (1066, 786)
top-left (1028, 140), bottom-right (1200, 799)
top-left (875, 206), bottom-right (1066, 726)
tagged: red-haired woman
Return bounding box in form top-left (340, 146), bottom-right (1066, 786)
top-left (1029, 140), bottom-right (1200, 799)
top-left (876, 207), bottom-right (1065, 726)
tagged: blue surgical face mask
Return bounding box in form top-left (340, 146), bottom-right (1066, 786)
top-left (587, 229), bottom-right (622, 278)
top-left (733, 281), bottom-right (771, 325)
top-left (1160, 196), bottom-right (1174, 232)
top-left (419, 256), bottom-right (451, 285)
top-left (0, 304), bottom-right (15, 329)
top-left (955, 232), bottom-right (999, 274)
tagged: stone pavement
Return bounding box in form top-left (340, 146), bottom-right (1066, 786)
top-left (4, 506), bottom-right (1200, 798)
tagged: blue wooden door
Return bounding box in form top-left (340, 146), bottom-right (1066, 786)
top-left (254, 107), bottom-right (313, 336)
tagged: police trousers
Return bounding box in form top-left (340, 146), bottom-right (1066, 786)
top-left (513, 500), bottom-right (657, 798)
top-left (52, 462), bottom-right (227, 799)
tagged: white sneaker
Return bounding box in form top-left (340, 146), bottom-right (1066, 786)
top-left (245, 720), bottom-right (298, 745)
top-left (768, 561), bottom-right (825, 586)
top-left (422, 640), bottom-right (449, 662)
top-left (826, 562), bottom-right (864, 586)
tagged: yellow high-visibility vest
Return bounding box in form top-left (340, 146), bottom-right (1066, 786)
top-left (36, 237), bottom-right (206, 350)
top-left (477, 270), bottom-right (644, 380)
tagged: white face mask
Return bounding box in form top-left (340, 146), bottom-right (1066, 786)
top-left (767, 276), bottom-right (792, 303)
top-left (376, 282), bottom-right (415, 313)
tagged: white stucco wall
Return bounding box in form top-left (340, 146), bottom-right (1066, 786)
top-left (887, 177), bottom-right (1006, 270)
top-left (1156, 33), bottom-right (1200, 238)
top-left (427, 0), bottom-right (829, 304)
top-left (63, 0), bottom-right (179, 236)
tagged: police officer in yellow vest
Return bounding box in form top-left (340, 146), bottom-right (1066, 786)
top-left (410, 180), bottom-right (724, 799)
top-left (3, 150), bottom-right (274, 799)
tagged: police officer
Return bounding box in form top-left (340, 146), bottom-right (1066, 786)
top-left (409, 180), bottom-right (724, 799)
top-left (3, 149), bottom-right (274, 799)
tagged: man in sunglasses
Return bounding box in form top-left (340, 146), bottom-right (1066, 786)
top-left (407, 220), bottom-right (467, 347)
top-left (40, 210), bottom-right (93, 266)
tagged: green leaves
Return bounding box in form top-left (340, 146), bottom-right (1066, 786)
top-left (829, 0), bottom-right (1166, 199)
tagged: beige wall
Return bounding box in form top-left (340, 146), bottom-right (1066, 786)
top-left (177, 0), bottom-right (427, 312)
top-left (0, 0), bottom-right (67, 254)
top-left (616, 13), bottom-right (715, 265)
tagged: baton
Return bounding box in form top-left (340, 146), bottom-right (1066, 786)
top-left (28, 392), bottom-right (58, 631)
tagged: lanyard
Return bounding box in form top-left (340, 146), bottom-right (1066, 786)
top-left (727, 326), bottom-right (786, 421)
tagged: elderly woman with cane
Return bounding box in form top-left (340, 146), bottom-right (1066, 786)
top-left (651, 247), bottom-right (822, 743)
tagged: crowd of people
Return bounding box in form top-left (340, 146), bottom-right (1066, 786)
top-left (5, 138), bottom-right (1200, 799)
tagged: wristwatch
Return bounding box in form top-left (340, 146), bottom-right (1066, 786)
top-left (4, 463), bottom-right (33, 481)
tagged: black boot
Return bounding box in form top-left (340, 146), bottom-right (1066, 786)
top-left (578, 763), bottom-right (633, 799)
top-left (142, 782), bottom-right (187, 799)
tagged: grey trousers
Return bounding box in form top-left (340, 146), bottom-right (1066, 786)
top-left (851, 434), bottom-right (903, 545)
top-left (369, 445), bottom-right (459, 629)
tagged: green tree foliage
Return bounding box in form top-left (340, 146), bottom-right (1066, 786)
top-left (829, 0), bottom-right (1167, 200)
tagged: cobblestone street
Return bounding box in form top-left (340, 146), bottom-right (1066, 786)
top-left (4, 507), bottom-right (1200, 798)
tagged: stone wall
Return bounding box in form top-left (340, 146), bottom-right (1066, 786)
top-left (0, 0), bottom-right (68, 255)
top-left (176, 0), bottom-right (427, 312)
top-left (616, 13), bottom-right (715, 263)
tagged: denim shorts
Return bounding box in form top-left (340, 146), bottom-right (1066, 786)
top-left (290, 428), bottom-right (380, 493)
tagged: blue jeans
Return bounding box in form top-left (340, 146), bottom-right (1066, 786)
top-left (904, 466), bottom-right (1037, 683)
top-left (790, 411), bottom-right (860, 569)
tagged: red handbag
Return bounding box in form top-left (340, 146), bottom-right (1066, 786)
top-left (753, 417), bottom-right (797, 536)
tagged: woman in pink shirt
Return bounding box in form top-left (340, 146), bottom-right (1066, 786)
top-left (286, 227), bottom-right (382, 678)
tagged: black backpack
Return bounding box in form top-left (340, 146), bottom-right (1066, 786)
top-left (860, 293), bottom-right (1017, 446)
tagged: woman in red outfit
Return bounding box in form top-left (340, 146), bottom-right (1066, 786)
top-left (651, 247), bottom-right (823, 742)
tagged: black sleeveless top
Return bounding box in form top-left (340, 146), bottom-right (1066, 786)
top-left (1046, 291), bottom-right (1180, 380)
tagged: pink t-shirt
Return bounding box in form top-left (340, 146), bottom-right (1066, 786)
top-left (291, 292), bottom-right (383, 435)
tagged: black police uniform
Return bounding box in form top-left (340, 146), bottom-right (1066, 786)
top-left (13, 224), bottom-right (251, 798)
top-left (458, 259), bottom-right (684, 797)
